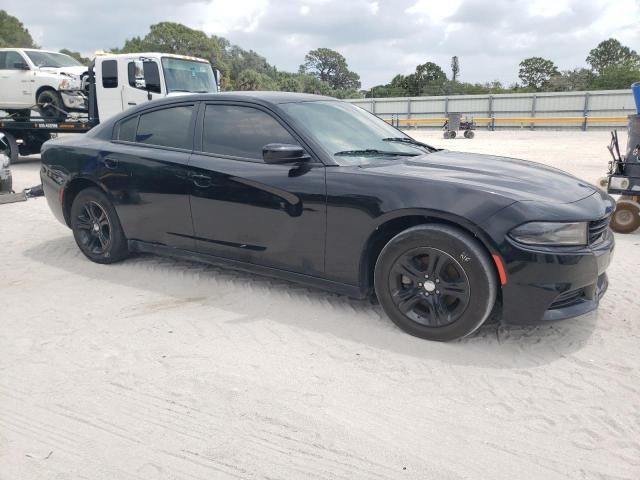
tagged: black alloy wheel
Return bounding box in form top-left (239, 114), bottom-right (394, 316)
top-left (70, 187), bottom-right (129, 263)
top-left (389, 247), bottom-right (471, 327)
top-left (75, 200), bottom-right (112, 255)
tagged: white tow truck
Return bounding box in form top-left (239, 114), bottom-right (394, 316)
top-left (0, 51), bottom-right (220, 162)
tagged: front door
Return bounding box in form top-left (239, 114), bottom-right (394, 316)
top-left (121, 58), bottom-right (163, 110)
top-left (188, 103), bottom-right (326, 277)
top-left (0, 51), bottom-right (33, 108)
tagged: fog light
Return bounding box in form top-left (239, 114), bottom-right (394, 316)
top-left (609, 176), bottom-right (630, 190)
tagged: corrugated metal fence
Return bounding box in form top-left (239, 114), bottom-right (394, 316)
top-left (346, 89), bottom-right (636, 129)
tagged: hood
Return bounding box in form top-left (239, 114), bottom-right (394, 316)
top-left (38, 65), bottom-right (86, 77)
top-left (362, 150), bottom-right (597, 204)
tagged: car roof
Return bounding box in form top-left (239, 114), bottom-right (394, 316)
top-left (0, 48), bottom-right (63, 54)
top-left (150, 91), bottom-right (337, 106)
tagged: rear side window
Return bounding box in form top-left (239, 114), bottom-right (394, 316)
top-left (117, 116), bottom-right (138, 142)
top-left (202, 105), bottom-right (296, 160)
top-left (135, 105), bottom-right (194, 149)
top-left (102, 60), bottom-right (118, 88)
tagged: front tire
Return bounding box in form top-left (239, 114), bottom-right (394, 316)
top-left (610, 201), bottom-right (640, 233)
top-left (70, 187), bottom-right (129, 264)
top-left (37, 89), bottom-right (66, 121)
top-left (374, 224), bottom-right (497, 341)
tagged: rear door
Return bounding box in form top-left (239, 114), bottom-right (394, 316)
top-left (105, 103), bottom-right (196, 250)
top-left (188, 102), bottom-right (327, 276)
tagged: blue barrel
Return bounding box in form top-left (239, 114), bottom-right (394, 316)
top-left (633, 81), bottom-right (640, 114)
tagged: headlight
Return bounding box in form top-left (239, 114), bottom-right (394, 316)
top-left (509, 222), bottom-right (588, 246)
top-left (58, 78), bottom-right (80, 90)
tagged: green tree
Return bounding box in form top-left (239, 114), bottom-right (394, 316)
top-left (59, 49), bottom-right (91, 65)
top-left (403, 61), bottom-right (447, 96)
top-left (235, 69), bottom-right (275, 91)
top-left (546, 68), bottom-right (594, 91)
top-left (590, 62), bottom-right (640, 90)
top-left (300, 48), bottom-right (361, 90)
top-left (518, 57), bottom-right (559, 90)
top-left (586, 38), bottom-right (640, 74)
top-left (0, 10), bottom-right (37, 48)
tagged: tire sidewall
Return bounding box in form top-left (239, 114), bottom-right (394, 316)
top-left (610, 202), bottom-right (640, 234)
top-left (70, 187), bottom-right (128, 263)
top-left (375, 225), bottom-right (497, 341)
top-left (37, 90), bottom-right (66, 121)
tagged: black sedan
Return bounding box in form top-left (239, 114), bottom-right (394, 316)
top-left (40, 92), bottom-right (615, 341)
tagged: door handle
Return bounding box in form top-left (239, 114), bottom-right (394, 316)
top-left (104, 158), bottom-right (119, 170)
top-left (191, 173), bottom-right (212, 188)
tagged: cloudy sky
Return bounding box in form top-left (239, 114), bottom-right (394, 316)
top-left (5, 0), bottom-right (639, 88)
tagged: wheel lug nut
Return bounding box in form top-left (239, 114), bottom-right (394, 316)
top-left (435, 279), bottom-right (440, 283)
top-left (436, 290), bottom-right (440, 294)
top-left (418, 282), bottom-right (422, 286)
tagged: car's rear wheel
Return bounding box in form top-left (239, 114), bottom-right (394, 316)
top-left (70, 187), bottom-right (129, 264)
top-left (37, 89), bottom-right (66, 121)
top-left (464, 130), bottom-right (475, 139)
top-left (374, 224), bottom-right (497, 341)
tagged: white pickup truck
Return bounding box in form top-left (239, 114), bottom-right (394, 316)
top-left (0, 50), bottom-right (220, 160)
top-left (0, 49), bottom-right (219, 120)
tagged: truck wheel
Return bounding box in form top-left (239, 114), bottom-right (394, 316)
top-left (37, 90), bottom-right (66, 121)
top-left (374, 224), bottom-right (497, 341)
top-left (610, 201), bottom-right (640, 234)
top-left (0, 131), bottom-right (19, 163)
top-left (464, 130), bottom-right (475, 139)
top-left (5, 109), bottom-right (31, 121)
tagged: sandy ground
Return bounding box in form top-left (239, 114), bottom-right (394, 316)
top-left (1, 130), bottom-right (639, 480)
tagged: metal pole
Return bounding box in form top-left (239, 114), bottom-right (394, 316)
top-left (445, 97), bottom-right (449, 115)
top-left (583, 92), bottom-right (590, 131)
top-left (407, 98), bottom-right (412, 129)
top-left (530, 94), bottom-right (537, 130)
top-left (488, 95), bottom-right (494, 131)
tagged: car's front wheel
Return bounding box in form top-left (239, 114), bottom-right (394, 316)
top-left (70, 187), bottom-right (129, 264)
top-left (37, 89), bottom-right (66, 121)
top-left (374, 224), bottom-right (497, 341)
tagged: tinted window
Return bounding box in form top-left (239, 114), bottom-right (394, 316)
top-left (202, 105), bottom-right (296, 160)
top-left (118, 116), bottom-right (138, 142)
top-left (0, 51), bottom-right (25, 70)
top-left (102, 60), bottom-right (118, 88)
top-left (135, 105), bottom-right (194, 149)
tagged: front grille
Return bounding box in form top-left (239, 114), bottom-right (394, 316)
top-left (588, 215), bottom-right (611, 245)
top-left (549, 288), bottom-right (585, 309)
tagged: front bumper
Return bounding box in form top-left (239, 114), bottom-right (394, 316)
top-left (60, 90), bottom-right (87, 111)
top-left (499, 232), bottom-right (614, 325)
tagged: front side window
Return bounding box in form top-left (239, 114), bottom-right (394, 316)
top-left (135, 105), bottom-right (194, 149)
top-left (102, 60), bottom-right (118, 89)
top-left (202, 105), bottom-right (296, 160)
top-left (0, 51), bottom-right (26, 70)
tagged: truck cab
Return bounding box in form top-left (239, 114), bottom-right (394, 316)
top-left (92, 52), bottom-right (220, 121)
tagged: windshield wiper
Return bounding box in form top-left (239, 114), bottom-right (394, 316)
top-left (334, 149), bottom-right (419, 157)
top-left (382, 137), bottom-right (437, 152)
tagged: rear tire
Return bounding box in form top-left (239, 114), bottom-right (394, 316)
top-left (464, 130), bottom-right (475, 139)
top-left (610, 201), bottom-right (640, 234)
top-left (374, 224), bottom-right (497, 341)
top-left (37, 89), bottom-right (66, 121)
top-left (0, 130), bottom-right (18, 163)
top-left (70, 187), bottom-right (129, 264)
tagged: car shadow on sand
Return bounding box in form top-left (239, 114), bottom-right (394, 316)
top-left (24, 235), bottom-right (599, 368)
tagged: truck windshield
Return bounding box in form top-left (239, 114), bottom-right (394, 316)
top-left (25, 51), bottom-right (83, 68)
top-left (161, 57), bottom-right (217, 93)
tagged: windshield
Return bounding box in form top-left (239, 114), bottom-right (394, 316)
top-left (25, 51), bottom-right (82, 68)
top-left (279, 101), bottom-right (429, 164)
top-left (161, 57), bottom-right (217, 94)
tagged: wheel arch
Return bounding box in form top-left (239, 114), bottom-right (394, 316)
top-left (35, 85), bottom-right (59, 100)
top-left (62, 177), bottom-right (111, 227)
top-left (360, 210), bottom-right (502, 296)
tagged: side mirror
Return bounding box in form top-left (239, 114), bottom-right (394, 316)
top-left (214, 68), bottom-right (221, 90)
top-left (142, 61), bottom-right (162, 95)
top-left (263, 143), bottom-right (310, 164)
top-left (13, 62), bottom-right (29, 70)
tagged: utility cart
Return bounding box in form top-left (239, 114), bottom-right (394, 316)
top-left (443, 112), bottom-right (475, 139)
